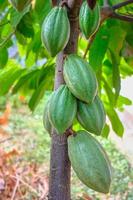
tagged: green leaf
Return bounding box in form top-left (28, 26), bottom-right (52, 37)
top-left (89, 26), bottom-right (109, 70)
top-left (35, 0), bottom-right (52, 24)
top-left (108, 25), bottom-right (126, 63)
top-left (0, 47), bottom-right (8, 68)
top-left (12, 69), bottom-right (40, 93)
top-left (29, 67), bottom-right (54, 111)
top-left (106, 107), bottom-right (124, 137)
top-left (0, 65), bottom-right (24, 95)
top-left (120, 58), bottom-right (133, 77)
top-left (101, 123), bottom-right (110, 138)
top-left (17, 13), bottom-right (34, 38)
top-left (117, 95), bottom-right (132, 110)
top-left (109, 50), bottom-right (121, 103)
top-left (102, 77), bottom-right (115, 107)
top-left (10, 6), bottom-right (30, 28)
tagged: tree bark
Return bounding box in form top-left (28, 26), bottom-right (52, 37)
top-left (48, 1), bottom-right (81, 200)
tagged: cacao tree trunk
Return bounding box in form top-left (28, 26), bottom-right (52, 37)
top-left (49, 1), bottom-right (81, 200)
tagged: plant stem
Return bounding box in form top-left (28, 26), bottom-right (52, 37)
top-left (111, 12), bottom-right (133, 22)
top-left (48, 1), bottom-right (81, 200)
top-left (112, 0), bottom-right (133, 10)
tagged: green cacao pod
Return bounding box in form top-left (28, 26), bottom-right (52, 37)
top-left (68, 130), bottom-right (112, 193)
top-left (48, 85), bottom-right (77, 134)
top-left (79, 1), bottom-right (100, 39)
top-left (9, 0), bottom-right (31, 12)
top-left (43, 98), bottom-right (52, 135)
top-left (63, 54), bottom-right (98, 103)
top-left (41, 7), bottom-right (70, 57)
top-left (77, 95), bottom-right (106, 135)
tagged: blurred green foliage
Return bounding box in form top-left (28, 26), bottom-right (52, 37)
top-left (0, 0), bottom-right (133, 137)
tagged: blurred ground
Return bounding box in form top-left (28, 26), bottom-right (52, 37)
top-left (0, 94), bottom-right (133, 200)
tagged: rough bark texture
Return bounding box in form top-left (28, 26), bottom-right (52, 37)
top-left (48, 1), bottom-right (81, 200)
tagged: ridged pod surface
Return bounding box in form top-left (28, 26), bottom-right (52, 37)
top-left (41, 7), bottom-right (70, 57)
top-left (9, 0), bottom-right (31, 11)
top-left (77, 95), bottom-right (106, 135)
top-left (48, 85), bottom-right (77, 134)
top-left (63, 54), bottom-right (98, 103)
top-left (68, 131), bottom-right (112, 193)
top-left (43, 98), bottom-right (52, 135)
top-left (79, 1), bottom-right (100, 39)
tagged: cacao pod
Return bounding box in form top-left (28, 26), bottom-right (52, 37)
top-left (43, 98), bottom-right (52, 135)
top-left (79, 1), bottom-right (100, 39)
top-left (48, 85), bottom-right (77, 134)
top-left (41, 7), bottom-right (70, 57)
top-left (63, 54), bottom-right (98, 103)
top-left (68, 130), bottom-right (112, 193)
top-left (77, 95), bottom-right (106, 135)
top-left (9, 0), bottom-right (31, 12)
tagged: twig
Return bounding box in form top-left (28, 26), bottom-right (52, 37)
top-left (0, 137), bottom-right (13, 144)
top-left (83, 34), bottom-right (96, 58)
top-left (11, 175), bottom-right (38, 196)
top-left (11, 175), bottom-right (20, 200)
top-left (111, 12), bottom-right (133, 22)
top-left (112, 0), bottom-right (133, 10)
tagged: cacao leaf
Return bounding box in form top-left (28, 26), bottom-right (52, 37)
top-left (29, 68), bottom-right (54, 111)
top-left (101, 123), bottom-right (110, 138)
top-left (89, 26), bottom-right (109, 71)
top-left (109, 49), bottom-right (121, 103)
top-left (106, 107), bottom-right (124, 137)
top-left (12, 69), bottom-right (40, 94)
top-left (0, 48), bottom-right (8, 68)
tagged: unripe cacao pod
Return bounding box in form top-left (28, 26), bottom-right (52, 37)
top-left (68, 130), bottom-right (112, 193)
top-left (77, 95), bottom-right (106, 135)
top-left (43, 98), bottom-right (52, 135)
top-left (41, 7), bottom-right (70, 57)
top-left (9, 0), bottom-right (31, 12)
top-left (63, 54), bottom-right (98, 103)
top-left (48, 85), bottom-right (77, 134)
top-left (79, 1), bottom-right (100, 39)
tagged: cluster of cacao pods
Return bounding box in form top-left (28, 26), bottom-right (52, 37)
top-left (41, 1), bottom-right (112, 194)
top-left (43, 55), bottom-right (112, 193)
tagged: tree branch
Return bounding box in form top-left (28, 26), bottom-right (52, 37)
top-left (112, 0), bottom-right (133, 10)
top-left (83, 0), bottom-right (133, 58)
top-left (111, 12), bottom-right (133, 22)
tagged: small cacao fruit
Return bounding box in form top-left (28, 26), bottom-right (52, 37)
top-left (41, 6), bottom-right (70, 57)
top-left (43, 98), bottom-right (52, 135)
top-left (79, 1), bottom-right (100, 39)
top-left (63, 54), bottom-right (98, 103)
top-left (68, 130), bottom-right (112, 193)
top-left (48, 85), bottom-right (77, 134)
top-left (9, 0), bottom-right (31, 12)
top-left (77, 95), bottom-right (106, 135)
